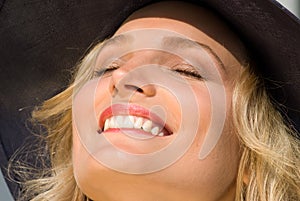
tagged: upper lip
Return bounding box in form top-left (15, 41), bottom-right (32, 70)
top-left (98, 104), bottom-right (172, 135)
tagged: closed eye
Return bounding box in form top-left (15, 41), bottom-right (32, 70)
top-left (172, 63), bottom-right (204, 80)
top-left (93, 61), bottom-right (203, 80)
top-left (94, 62), bottom-right (120, 77)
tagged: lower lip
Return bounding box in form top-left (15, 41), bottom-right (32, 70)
top-left (102, 128), bottom-right (158, 140)
top-left (101, 128), bottom-right (175, 154)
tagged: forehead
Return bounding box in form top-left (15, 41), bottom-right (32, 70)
top-left (115, 1), bottom-right (247, 67)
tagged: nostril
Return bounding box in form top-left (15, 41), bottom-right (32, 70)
top-left (121, 84), bottom-right (156, 97)
top-left (125, 84), bottom-right (144, 93)
top-left (136, 88), bottom-right (144, 93)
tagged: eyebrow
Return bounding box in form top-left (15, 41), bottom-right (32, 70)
top-left (161, 36), bottom-right (226, 72)
top-left (101, 34), bottom-right (133, 49)
top-left (100, 34), bottom-right (226, 73)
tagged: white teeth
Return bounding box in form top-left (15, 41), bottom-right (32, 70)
top-left (129, 115), bottom-right (135, 124)
top-left (123, 116), bottom-right (134, 128)
top-left (103, 115), bottom-right (167, 136)
top-left (104, 118), bottom-right (109, 131)
top-left (116, 116), bottom-right (123, 127)
top-left (151, 127), bottom-right (159, 135)
top-left (109, 117), bottom-right (115, 128)
top-left (142, 120), bottom-right (152, 132)
top-left (134, 117), bottom-right (143, 129)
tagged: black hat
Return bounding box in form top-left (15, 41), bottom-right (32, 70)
top-left (0, 0), bottom-right (299, 197)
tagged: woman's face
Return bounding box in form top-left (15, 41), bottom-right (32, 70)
top-left (72, 2), bottom-right (245, 201)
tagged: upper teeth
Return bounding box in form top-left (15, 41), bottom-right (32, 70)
top-left (103, 115), bottom-right (165, 136)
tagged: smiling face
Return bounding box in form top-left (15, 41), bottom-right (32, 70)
top-left (72, 1), bottom-right (245, 201)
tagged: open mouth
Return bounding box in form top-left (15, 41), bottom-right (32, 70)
top-left (98, 104), bottom-right (172, 137)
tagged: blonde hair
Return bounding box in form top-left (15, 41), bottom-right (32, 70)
top-left (233, 67), bottom-right (300, 201)
top-left (10, 41), bottom-right (300, 201)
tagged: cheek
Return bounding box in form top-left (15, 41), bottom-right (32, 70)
top-left (187, 82), bottom-right (213, 147)
top-left (72, 123), bottom-right (109, 199)
top-left (166, 126), bottom-right (240, 200)
top-left (195, 85), bottom-right (212, 139)
top-left (72, 124), bottom-right (90, 192)
top-left (94, 77), bottom-right (111, 113)
top-left (170, 127), bottom-right (240, 200)
top-left (173, 83), bottom-right (240, 198)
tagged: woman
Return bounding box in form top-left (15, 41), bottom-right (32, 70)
top-left (12, 1), bottom-right (299, 201)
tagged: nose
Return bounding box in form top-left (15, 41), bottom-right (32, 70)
top-left (109, 66), bottom-right (156, 98)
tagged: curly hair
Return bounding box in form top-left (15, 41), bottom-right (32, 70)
top-left (10, 40), bottom-right (300, 201)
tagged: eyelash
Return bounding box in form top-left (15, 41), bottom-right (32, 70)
top-left (94, 62), bottom-right (119, 77)
top-left (171, 64), bottom-right (203, 80)
top-left (93, 62), bottom-right (203, 80)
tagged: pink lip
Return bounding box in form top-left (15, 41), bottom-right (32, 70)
top-left (98, 104), bottom-right (172, 135)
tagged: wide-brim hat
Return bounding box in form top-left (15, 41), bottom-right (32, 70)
top-left (0, 0), bottom-right (299, 197)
